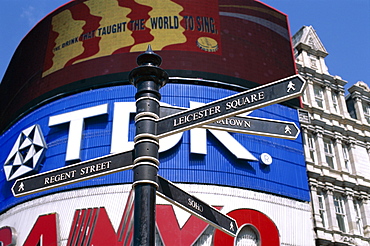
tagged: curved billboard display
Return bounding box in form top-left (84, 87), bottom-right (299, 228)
top-left (0, 0), bottom-right (296, 133)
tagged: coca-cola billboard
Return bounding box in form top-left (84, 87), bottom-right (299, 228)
top-left (0, 0), bottom-right (296, 133)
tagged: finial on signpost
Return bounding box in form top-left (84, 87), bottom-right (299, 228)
top-left (136, 45), bottom-right (162, 67)
top-left (130, 45), bottom-right (168, 88)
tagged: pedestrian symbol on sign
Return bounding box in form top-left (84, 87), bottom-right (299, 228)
top-left (18, 182), bottom-right (24, 191)
top-left (287, 81), bottom-right (296, 92)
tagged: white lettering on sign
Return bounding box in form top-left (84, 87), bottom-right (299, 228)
top-left (215, 118), bottom-right (251, 128)
top-left (44, 170), bottom-right (77, 184)
top-left (49, 101), bottom-right (257, 162)
top-left (48, 104), bottom-right (108, 161)
top-left (110, 102), bottom-right (183, 154)
top-left (173, 106), bottom-right (221, 127)
top-left (188, 198), bottom-right (204, 212)
top-left (225, 92), bottom-right (265, 110)
top-left (80, 161), bottom-right (111, 175)
top-left (189, 101), bottom-right (258, 161)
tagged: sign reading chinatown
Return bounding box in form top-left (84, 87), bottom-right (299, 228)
top-left (160, 105), bottom-right (300, 139)
top-left (156, 75), bottom-right (305, 138)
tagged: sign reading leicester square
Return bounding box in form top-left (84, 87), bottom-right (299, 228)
top-left (0, 0), bottom-right (313, 245)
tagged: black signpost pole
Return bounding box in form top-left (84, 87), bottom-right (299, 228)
top-left (129, 46), bottom-right (168, 246)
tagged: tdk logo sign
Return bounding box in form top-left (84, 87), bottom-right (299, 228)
top-left (3, 101), bottom-right (259, 180)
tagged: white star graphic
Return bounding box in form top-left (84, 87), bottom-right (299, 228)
top-left (3, 124), bottom-right (47, 181)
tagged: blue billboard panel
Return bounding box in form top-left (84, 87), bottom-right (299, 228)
top-left (0, 84), bottom-right (309, 212)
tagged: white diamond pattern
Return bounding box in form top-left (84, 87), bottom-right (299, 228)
top-left (3, 124), bottom-right (47, 181)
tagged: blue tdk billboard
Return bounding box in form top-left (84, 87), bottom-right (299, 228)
top-left (0, 83), bottom-right (309, 213)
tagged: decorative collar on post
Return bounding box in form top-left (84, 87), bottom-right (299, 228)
top-left (129, 45), bottom-right (168, 89)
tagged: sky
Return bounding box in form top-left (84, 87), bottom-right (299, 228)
top-left (0, 0), bottom-right (369, 92)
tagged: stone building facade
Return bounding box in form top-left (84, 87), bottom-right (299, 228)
top-left (293, 25), bottom-right (370, 245)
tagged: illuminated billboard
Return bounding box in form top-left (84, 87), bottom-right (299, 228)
top-left (0, 0), bottom-right (296, 133)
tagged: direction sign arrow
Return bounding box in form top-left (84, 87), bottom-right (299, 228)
top-left (206, 115), bottom-right (300, 139)
top-left (12, 150), bottom-right (134, 197)
top-left (156, 175), bottom-right (238, 237)
top-left (156, 74), bottom-right (305, 138)
top-left (160, 105), bottom-right (300, 139)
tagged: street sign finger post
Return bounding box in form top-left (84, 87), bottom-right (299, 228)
top-left (12, 46), bottom-right (306, 245)
top-left (12, 150), bottom-right (134, 197)
top-left (156, 74), bottom-right (305, 138)
top-left (160, 105), bottom-right (300, 139)
top-left (157, 175), bottom-right (238, 237)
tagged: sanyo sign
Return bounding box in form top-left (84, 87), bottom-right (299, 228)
top-left (48, 101), bottom-right (258, 162)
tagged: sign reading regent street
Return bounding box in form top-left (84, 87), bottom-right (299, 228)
top-left (12, 151), bottom-right (134, 197)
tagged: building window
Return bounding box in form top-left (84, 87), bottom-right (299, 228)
top-left (310, 58), bottom-right (317, 69)
top-left (308, 53), bottom-right (318, 69)
top-left (324, 139), bottom-right (335, 168)
top-left (362, 103), bottom-right (370, 124)
top-left (342, 144), bottom-right (351, 173)
top-left (334, 195), bottom-right (347, 232)
top-left (314, 85), bottom-right (324, 108)
top-left (306, 133), bottom-right (316, 163)
top-left (332, 92), bottom-right (339, 113)
top-left (317, 191), bottom-right (327, 228)
top-left (353, 199), bottom-right (364, 235)
top-left (298, 110), bottom-right (310, 123)
top-left (308, 37), bottom-right (316, 50)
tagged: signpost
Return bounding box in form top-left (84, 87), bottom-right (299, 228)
top-left (12, 150), bottom-right (134, 197)
top-left (160, 105), bottom-right (300, 139)
top-left (129, 46), bottom-right (167, 246)
top-left (157, 175), bottom-right (238, 237)
top-left (156, 74), bottom-right (305, 138)
top-left (12, 47), bottom-right (306, 245)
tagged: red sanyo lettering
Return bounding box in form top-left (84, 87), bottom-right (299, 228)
top-left (17, 208), bottom-right (132, 246)
top-left (156, 205), bottom-right (222, 246)
top-left (23, 214), bottom-right (58, 246)
top-left (0, 226), bottom-right (16, 246)
top-left (67, 207), bottom-right (133, 246)
top-left (6, 206), bottom-right (279, 245)
top-left (213, 209), bottom-right (280, 246)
